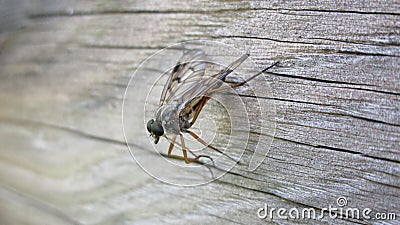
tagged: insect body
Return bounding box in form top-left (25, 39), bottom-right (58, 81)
top-left (147, 49), bottom-right (278, 164)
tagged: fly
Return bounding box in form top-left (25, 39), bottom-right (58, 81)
top-left (146, 49), bottom-right (278, 164)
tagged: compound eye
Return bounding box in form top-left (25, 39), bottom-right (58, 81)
top-left (147, 119), bottom-right (154, 133)
top-left (152, 121), bottom-right (164, 136)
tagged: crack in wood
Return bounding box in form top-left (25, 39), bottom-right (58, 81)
top-left (27, 7), bottom-right (400, 19)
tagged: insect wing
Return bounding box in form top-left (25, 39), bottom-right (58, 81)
top-left (159, 49), bottom-right (206, 106)
top-left (176, 53), bottom-right (250, 120)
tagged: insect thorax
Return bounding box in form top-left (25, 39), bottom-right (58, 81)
top-left (156, 102), bottom-right (181, 135)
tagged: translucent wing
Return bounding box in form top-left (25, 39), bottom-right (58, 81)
top-left (176, 53), bottom-right (250, 120)
top-left (159, 49), bottom-right (206, 106)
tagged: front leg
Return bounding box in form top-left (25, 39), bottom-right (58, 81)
top-left (164, 134), bottom-right (213, 164)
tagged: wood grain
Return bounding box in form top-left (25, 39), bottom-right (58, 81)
top-left (0, 0), bottom-right (399, 224)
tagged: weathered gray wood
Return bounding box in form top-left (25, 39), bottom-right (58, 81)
top-left (0, 0), bottom-right (399, 224)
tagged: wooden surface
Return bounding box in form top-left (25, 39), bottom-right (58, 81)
top-left (0, 0), bottom-right (399, 224)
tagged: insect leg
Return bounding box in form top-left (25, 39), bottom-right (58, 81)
top-left (164, 134), bottom-right (189, 161)
top-left (168, 135), bottom-right (177, 156)
top-left (181, 134), bottom-right (214, 164)
top-left (179, 134), bottom-right (191, 163)
top-left (240, 61), bottom-right (279, 84)
top-left (215, 53), bottom-right (250, 81)
top-left (210, 61), bottom-right (280, 94)
top-left (187, 130), bottom-right (239, 164)
top-left (163, 134), bottom-right (215, 165)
